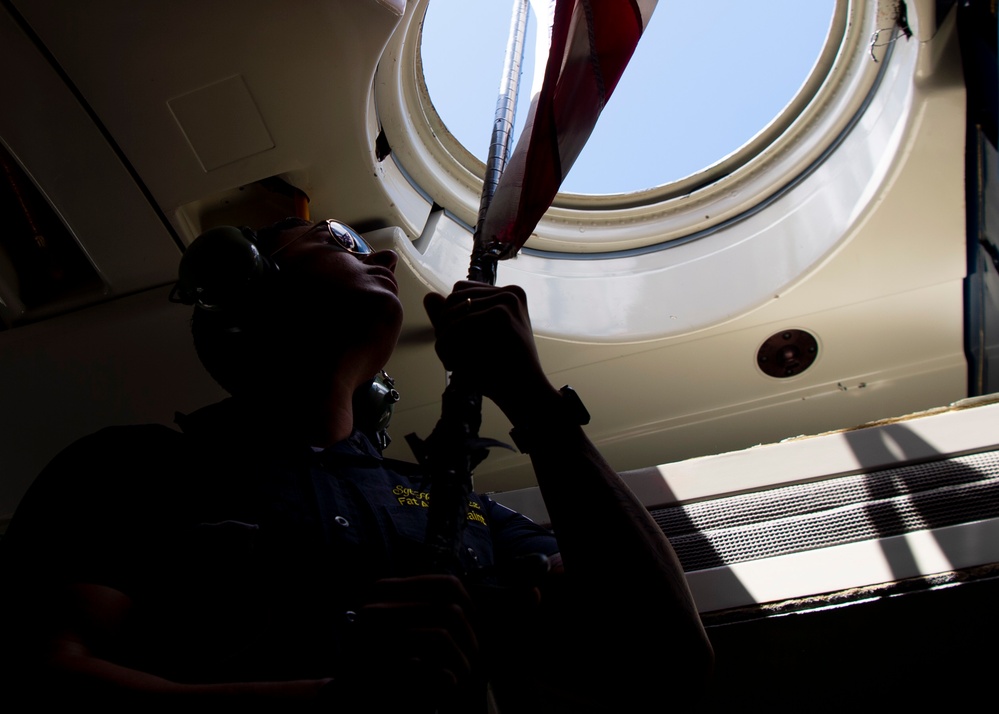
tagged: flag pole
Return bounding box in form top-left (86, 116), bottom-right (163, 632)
top-left (416, 0), bottom-right (658, 572)
top-left (413, 0), bottom-right (531, 573)
top-left (469, 0), bottom-right (531, 286)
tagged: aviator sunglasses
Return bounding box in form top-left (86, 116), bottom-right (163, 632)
top-left (268, 219), bottom-right (374, 258)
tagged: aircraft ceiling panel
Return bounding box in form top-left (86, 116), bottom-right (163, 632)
top-left (0, 3), bottom-right (180, 322)
top-left (8, 0), bottom-right (408, 242)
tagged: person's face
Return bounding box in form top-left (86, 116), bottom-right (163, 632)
top-left (264, 220), bottom-right (404, 368)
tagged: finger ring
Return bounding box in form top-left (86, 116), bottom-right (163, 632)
top-left (465, 298), bottom-right (472, 309)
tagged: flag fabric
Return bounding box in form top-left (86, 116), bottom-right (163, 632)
top-left (478, 0), bottom-right (658, 259)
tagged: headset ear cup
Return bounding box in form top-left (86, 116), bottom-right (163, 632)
top-left (175, 226), bottom-right (278, 311)
top-left (353, 371), bottom-right (400, 450)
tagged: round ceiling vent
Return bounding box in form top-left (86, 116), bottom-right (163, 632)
top-left (757, 329), bottom-right (819, 378)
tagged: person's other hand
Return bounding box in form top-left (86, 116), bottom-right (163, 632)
top-left (337, 574), bottom-right (480, 712)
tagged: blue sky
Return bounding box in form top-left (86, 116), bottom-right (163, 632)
top-left (421, 0), bottom-right (836, 195)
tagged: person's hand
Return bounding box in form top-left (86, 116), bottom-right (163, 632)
top-left (423, 282), bottom-right (558, 423)
top-left (335, 574), bottom-right (481, 712)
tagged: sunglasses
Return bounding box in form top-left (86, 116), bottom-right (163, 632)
top-left (269, 219), bottom-right (374, 258)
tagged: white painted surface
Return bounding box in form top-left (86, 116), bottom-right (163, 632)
top-left (687, 518), bottom-right (999, 612)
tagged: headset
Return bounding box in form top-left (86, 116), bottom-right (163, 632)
top-left (171, 225), bottom-right (276, 314)
top-left (171, 225), bottom-right (400, 450)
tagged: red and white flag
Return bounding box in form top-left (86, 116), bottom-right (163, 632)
top-left (479, 0), bottom-right (658, 259)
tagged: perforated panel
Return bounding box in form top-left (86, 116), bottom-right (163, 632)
top-left (653, 450), bottom-right (999, 571)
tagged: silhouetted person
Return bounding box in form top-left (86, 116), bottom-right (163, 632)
top-left (0, 217), bottom-right (712, 712)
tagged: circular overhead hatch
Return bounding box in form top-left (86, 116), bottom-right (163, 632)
top-left (374, 0), bottom-right (919, 341)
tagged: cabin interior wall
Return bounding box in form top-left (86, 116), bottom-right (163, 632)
top-left (0, 0), bottom-right (977, 520)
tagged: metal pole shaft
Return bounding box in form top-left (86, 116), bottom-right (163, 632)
top-left (418, 0), bottom-right (533, 575)
top-left (469, 0), bottom-right (530, 285)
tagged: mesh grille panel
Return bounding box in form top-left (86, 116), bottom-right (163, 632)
top-left (653, 450), bottom-right (999, 572)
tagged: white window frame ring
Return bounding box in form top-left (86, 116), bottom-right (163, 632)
top-left (373, 0), bottom-right (919, 342)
